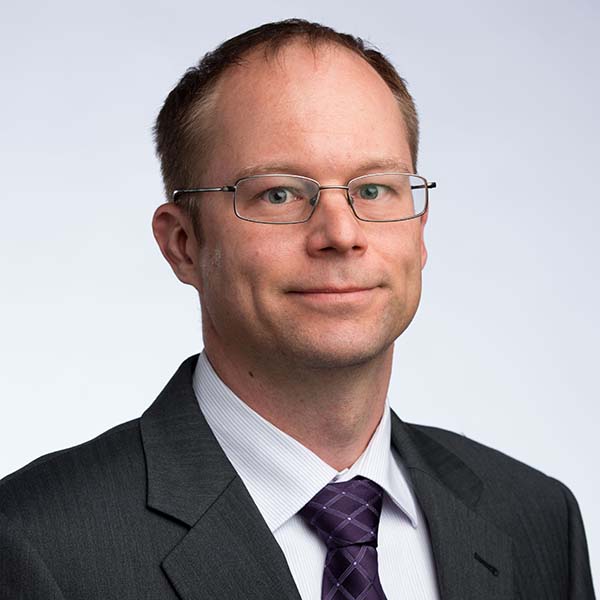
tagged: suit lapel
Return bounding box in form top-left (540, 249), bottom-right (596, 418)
top-left (161, 476), bottom-right (302, 600)
top-left (140, 355), bottom-right (301, 600)
top-left (391, 413), bottom-right (514, 600)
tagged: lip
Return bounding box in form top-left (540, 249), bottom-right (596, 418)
top-left (287, 287), bottom-right (379, 305)
top-left (290, 287), bottom-right (374, 294)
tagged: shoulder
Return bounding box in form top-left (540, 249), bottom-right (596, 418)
top-left (408, 422), bottom-right (566, 490)
top-left (0, 415), bottom-right (189, 594)
top-left (0, 418), bottom-right (144, 525)
top-left (404, 421), bottom-right (577, 524)
top-left (407, 423), bottom-right (551, 481)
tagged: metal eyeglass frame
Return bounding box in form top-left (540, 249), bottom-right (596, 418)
top-left (172, 172), bottom-right (437, 224)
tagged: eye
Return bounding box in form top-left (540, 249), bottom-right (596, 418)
top-left (358, 184), bottom-right (383, 200)
top-left (265, 187), bottom-right (292, 204)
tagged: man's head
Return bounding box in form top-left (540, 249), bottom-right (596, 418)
top-left (152, 19), bottom-right (429, 374)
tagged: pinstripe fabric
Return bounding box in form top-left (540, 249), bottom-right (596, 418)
top-left (193, 351), bottom-right (441, 600)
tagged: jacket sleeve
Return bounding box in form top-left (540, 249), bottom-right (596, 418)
top-left (553, 480), bottom-right (596, 599)
top-left (0, 512), bottom-right (66, 600)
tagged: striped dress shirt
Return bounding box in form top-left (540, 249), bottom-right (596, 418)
top-left (193, 351), bottom-right (441, 600)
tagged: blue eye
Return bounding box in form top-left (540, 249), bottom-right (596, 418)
top-left (359, 184), bottom-right (381, 200)
top-left (266, 188), bottom-right (290, 204)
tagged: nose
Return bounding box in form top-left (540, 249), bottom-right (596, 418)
top-left (305, 187), bottom-right (368, 257)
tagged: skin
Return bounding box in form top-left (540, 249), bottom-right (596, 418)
top-left (152, 42), bottom-right (428, 470)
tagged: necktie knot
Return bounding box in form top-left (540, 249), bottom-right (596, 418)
top-left (299, 476), bottom-right (384, 549)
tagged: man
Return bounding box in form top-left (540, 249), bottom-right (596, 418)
top-left (0, 18), bottom-right (594, 600)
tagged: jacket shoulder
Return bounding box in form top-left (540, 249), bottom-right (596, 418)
top-left (409, 422), bottom-right (566, 483)
top-left (405, 422), bottom-right (573, 517)
top-left (0, 417), bottom-right (187, 596)
top-left (0, 418), bottom-right (144, 523)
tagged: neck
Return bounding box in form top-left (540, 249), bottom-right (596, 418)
top-left (202, 334), bottom-right (393, 472)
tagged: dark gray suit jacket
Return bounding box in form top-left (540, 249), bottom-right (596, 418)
top-left (0, 355), bottom-right (595, 599)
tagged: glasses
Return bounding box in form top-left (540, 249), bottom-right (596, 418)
top-left (173, 172), bottom-right (436, 224)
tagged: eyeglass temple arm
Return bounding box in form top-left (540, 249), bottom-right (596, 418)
top-left (411, 182), bottom-right (437, 190)
top-left (172, 186), bottom-right (236, 202)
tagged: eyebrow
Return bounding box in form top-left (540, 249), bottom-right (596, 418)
top-left (233, 158), bottom-right (413, 181)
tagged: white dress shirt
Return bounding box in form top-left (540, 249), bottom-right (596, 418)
top-left (193, 351), bottom-right (440, 599)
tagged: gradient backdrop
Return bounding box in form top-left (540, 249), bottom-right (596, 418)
top-left (1, 0), bottom-right (598, 587)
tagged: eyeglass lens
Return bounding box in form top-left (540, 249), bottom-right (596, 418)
top-left (233, 174), bottom-right (427, 223)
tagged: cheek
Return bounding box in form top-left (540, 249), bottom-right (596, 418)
top-left (379, 225), bottom-right (423, 272)
top-left (200, 224), bottom-right (285, 307)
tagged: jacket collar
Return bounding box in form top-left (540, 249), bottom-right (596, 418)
top-left (140, 354), bottom-right (513, 600)
top-left (140, 355), bottom-right (236, 527)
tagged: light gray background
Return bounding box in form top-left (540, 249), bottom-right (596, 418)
top-left (1, 0), bottom-right (598, 587)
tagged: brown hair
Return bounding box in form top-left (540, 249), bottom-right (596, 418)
top-left (154, 19), bottom-right (420, 233)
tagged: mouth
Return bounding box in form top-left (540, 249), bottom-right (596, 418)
top-left (287, 287), bottom-right (379, 305)
top-left (290, 287), bottom-right (375, 294)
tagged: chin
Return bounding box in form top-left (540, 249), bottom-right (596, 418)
top-left (277, 327), bottom-right (397, 371)
top-left (266, 300), bottom-right (419, 370)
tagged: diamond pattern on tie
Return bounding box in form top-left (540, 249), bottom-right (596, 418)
top-left (299, 476), bottom-right (388, 599)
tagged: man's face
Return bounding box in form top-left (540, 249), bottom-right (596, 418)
top-left (191, 42), bottom-right (427, 371)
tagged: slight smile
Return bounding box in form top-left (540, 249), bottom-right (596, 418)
top-left (292, 287), bottom-right (374, 293)
top-left (288, 287), bottom-right (378, 303)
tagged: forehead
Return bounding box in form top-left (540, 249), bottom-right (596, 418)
top-left (204, 41), bottom-right (411, 180)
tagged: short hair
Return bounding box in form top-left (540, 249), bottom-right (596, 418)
top-left (154, 19), bottom-right (420, 235)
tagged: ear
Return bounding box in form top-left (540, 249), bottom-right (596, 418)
top-left (152, 202), bottom-right (201, 289)
top-left (419, 209), bottom-right (428, 269)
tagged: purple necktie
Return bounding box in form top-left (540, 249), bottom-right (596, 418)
top-left (299, 476), bottom-right (388, 599)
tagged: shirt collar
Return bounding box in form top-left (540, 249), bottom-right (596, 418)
top-left (193, 350), bottom-right (419, 532)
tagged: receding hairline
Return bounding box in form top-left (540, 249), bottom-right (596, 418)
top-left (180, 36), bottom-right (412, 185)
